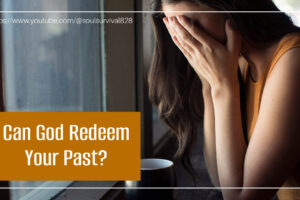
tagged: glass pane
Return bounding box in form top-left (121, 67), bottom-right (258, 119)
top-left (1, 0), bottom-right (102, 199)
top-left (2, 0), bottom-right (102, 112)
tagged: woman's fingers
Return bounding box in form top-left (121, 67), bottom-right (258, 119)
top-left (163, 17), bottom-right (192, 59)
top-left (172, 35), bottom-right (192, 59)
top-left (176, 15), bottom-right (218, 50)
top-left (163, 17), bottom-right (175, 36)
top-left (164, 17), bottom-right (194, 54)
top-left (168, 17), bottom-right (201, 53)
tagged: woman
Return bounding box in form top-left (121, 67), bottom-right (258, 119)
top-left (148, 0), bottom-right (300, 199)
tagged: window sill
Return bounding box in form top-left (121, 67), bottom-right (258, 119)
top-left (54, 181), bottom-right (117, 200)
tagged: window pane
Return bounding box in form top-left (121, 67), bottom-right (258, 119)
top-left (10, 181), bottom-right (73, 200)
top-left (1, 0), bottom-right (102, 199)
top-left (2, 0), bottom-right (102, 112)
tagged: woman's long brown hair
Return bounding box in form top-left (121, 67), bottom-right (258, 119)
top-left (148, 0), bottom-right (300, 184)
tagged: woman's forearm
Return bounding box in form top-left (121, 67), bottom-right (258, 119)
top-left (212, 84), bottom-right (247, 199)
top-left (202, 85), bottom-right (220, 187)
